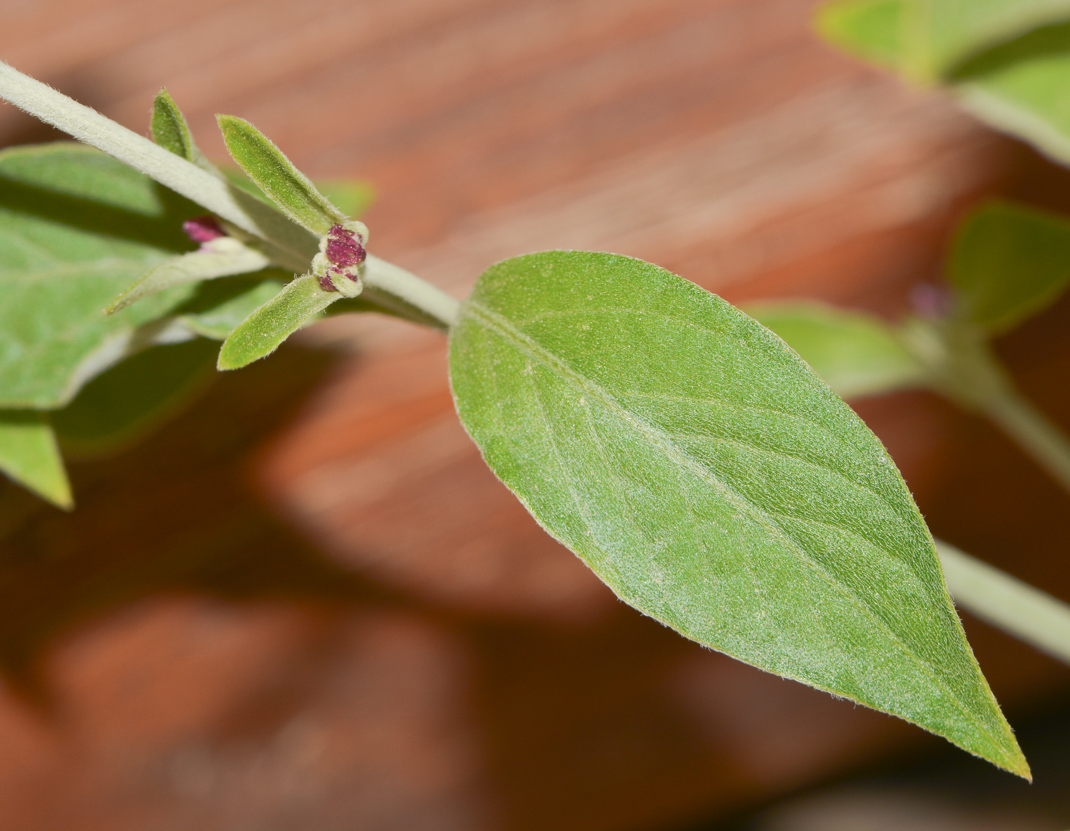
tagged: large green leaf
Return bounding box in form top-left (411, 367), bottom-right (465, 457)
top-left (747, 302), bottom-right (925, 398)
top-left (949, 200), bottom-right (1070, 333)
top-left (0, 410), bottom-right (71, 508)
top-left (0, 143), bottom-right (203, 409)
top-left (449, 251), bottom-right (1028, 776)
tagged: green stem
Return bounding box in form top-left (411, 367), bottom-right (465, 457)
top-left (901, 315), bottom-right (1070, 495)
top-left (0, 62), bottom-right (317, 264)
top-left (937, 540), bottom-right (1070, 666)
top-left (362, 256), bottom-right (460, 331)
top-left (979, 387), bottom-right (1070, 496)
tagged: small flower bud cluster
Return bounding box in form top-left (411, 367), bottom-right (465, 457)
top-left (313, 221), bottom-right (369, 297)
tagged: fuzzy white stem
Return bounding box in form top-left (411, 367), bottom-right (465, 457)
top-left (938, 540), bottom-right (1070, 667)
top-left (0, 61), bottom-right (317, 261)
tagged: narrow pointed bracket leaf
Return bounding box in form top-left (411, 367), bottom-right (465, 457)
top-left (449, 251), bottom-right (1028, 777)
top-left (217, 115), bottom-right (347, 236)
top-left (0, 411), bottom-right (72, 509)
top-left (746, 301), bottom-right (926, 399)
top-left (151, 88), bottom-right (219, 175)
top-left (107, 237), bottom-right (273, 313)
top-left (217, 273), bottom-right (348, 370)
top-left (949, 200), bottom-right (1070, 334)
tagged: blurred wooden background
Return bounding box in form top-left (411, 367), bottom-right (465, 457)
top-left (2, 1), bottom-right (1070, 829)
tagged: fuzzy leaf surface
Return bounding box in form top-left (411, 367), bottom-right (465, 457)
top-left (218, 116), bottom-right (345, 235)
top-left (217, 274), bottom-right (340, 369)
top-left (747, 302), bottom-right (925, 398)
top-left (151, 89), bottom-right (217, 174)
top-left (950, 200), bottom-right (1070, 333)
top-left (0, 410), bottom-right (71, 508)
top-left (0, 143), bottom-right (204, 409)
top-left (449, 251), bottom-right (1028, 777)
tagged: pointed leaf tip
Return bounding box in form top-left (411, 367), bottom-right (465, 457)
top-left (217, 114), bottom-right (346, 236)
top-left (217, 273), bottom-right (343, 370)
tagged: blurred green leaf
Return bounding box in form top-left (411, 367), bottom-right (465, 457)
top-left (217, 273), bottom-right (340, 370)
top-left (949, 200), bottom-right (1070, 333)
top-left (449, 250), bottom-right (1028, 777)
top-left (817, 0), bottom-right (1070, 79)
top-left (0, 143), bottom-right (204, 409)
top-left (53, 338), bottom-right (217, 457)
top-left (218, 115), bottom-right (345, 235)
top-left (314, 179), bottom-right (375, 218)
top-left (816, 0), bottom-right (905, 68)
top-left (176, 272), bottom-right (290, 340)
top-left (0, 410), bottom-right (71, 508)
top-left (747, 301), bottom-right (925, 398)
top-left (954, 22), bottom-right (1070, 168)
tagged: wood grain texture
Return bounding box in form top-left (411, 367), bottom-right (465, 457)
top-left (1, 0), bottom-right (1069, 829)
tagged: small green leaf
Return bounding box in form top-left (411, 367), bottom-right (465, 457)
top-left (449, 251), bottom-right (1028, 777)
top-left (217, 274), bottom-right (341, 370)
top-left (53, 339), bottom-right (217, 457)
top-left (107, 237), bottom-right (272, 313)
top-left (151, 88), bottom-right (217, 174)
top-left (217, 115), bottom-right (346, 235)
top-left (949, 200), bottom-right (1070, 333)
top-left (747, 301), bottom-right (925, 398)
top-left (0, 143), bottom-right (205, 409)
top-left (0, 410), bottom-right (72, 508)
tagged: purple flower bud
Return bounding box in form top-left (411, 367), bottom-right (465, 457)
top-left (183, 215), bottom-right (226, 244)
top-left (910, 283), bottom-right (954, 319)
top-left (325, 223), bottom-right (366, 268)
top-left (318, 273), bottom-right (339, 292)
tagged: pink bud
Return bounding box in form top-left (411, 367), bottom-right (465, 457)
top-left (325, 224), bottom-right (366, 268)
top-left (183, 215), bottom-right (226, 244)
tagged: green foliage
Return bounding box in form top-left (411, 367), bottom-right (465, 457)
top-left (950, 200), bottom-right (1070, 333)
top-left (818, 0), bottom-right (1070, 167)
top-left (0, 143), bottom-right (201, 409)
top-left (747, 302), bottom-right (925, 398)
top-left (176, 273), bottom-right (290, 340)
top-left (53, 339), bottom-right (217, 456)
top-left (218, 274), bottom-right (339, 370)
top-left (106, 237), bottom-right (272, 313)
top-left (816, 0), bottom-right (904, 68)
top-left (449, 251), bottom-right (1028, 776)
top-left (218, 115), bottom-right (347, 236)
top-left (151, 88), bottom-right (216, 174)
top-left (954, 23), bottom-right (1070, 168)
top-left (0, 410), bottom-right (71, 508)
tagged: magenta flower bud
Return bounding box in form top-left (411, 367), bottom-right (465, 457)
top-left (910, 283), bottom-right (953, 319)
top-left (183, 215), bottom-right (226, 244)
top-left (325, 223), bottom-right (366, 269)
top-left (318, 273), bottom-right (339, 292)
